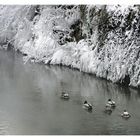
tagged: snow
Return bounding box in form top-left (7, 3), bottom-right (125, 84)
top-left (0, 5), bottom-right (140, 88)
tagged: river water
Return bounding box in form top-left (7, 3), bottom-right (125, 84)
top-left (0, 49), bottom-right (140, 135)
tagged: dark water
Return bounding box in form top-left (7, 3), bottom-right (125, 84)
top-left (0, 50), bottom-right (140, 135)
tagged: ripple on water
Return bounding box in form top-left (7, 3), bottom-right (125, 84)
top-left (1, 50), bottom-right (140, 134)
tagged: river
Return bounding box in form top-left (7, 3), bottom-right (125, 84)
top-left (0, 49), bottom-right (140, 135)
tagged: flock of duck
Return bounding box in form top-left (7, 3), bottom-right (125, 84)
top-left (61, 92), bottom-right (131, 119)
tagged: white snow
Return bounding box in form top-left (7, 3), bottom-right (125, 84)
top-left (0, 5), bottom-right (140, 88)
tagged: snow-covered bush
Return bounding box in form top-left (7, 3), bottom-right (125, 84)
top-left (1, 5), bottom-right (140, 88)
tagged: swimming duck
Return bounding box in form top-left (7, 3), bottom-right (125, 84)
top-left (83, 101), bottom-right (92, 110)
top-left (106, 99), bottom-right (116, 108)
top-left (121, 110), bottom-right (131, 118)
top-left (61, 91), bottom-right (69, 100)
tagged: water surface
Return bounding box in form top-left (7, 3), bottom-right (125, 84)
top-left (0, 50), bottom-right (140, 135)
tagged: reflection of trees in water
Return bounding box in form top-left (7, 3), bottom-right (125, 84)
top-left (0, 50), bottom-right (15, 80)
top-left (50, 65), bottom-right (140, 103)
top-left (135, 89), bottom-right (140, 99)
top-left (120, 86), bottom-right (131, 100)
top-left (60, 81), bottom-right (67, 92)
top-left (79, 74), bottom-right (116, 98)
top-left (4, 49), bottom-right (139, 105)
top-left (49, 65), bottom-right (82, 93)
top-left (28, 63), bottom-right (140, 109)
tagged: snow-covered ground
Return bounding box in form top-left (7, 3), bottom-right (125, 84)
top-left (0, 5), bottom-right (140, 88)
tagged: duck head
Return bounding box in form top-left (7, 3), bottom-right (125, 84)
top-left (84, 101), bottom-right (87, 104)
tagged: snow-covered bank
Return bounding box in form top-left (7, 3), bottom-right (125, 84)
top-left (0, 5), bottom-right (140, 87)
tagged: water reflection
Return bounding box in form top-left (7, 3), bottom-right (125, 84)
top-left (0, 50), bottom-right (140, 134)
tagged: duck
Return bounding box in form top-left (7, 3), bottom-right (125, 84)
top-left (121, 110), bottom-right (131, 119)
top-left (106, 99), bottom-right (116, 108)
top-left (61, 91), bottom-right (69, 100)
top-left (83, 101), bottom-right (92, 110)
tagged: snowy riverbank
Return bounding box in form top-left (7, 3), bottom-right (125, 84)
top-left (0, 5), bottom-right (140, 87)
